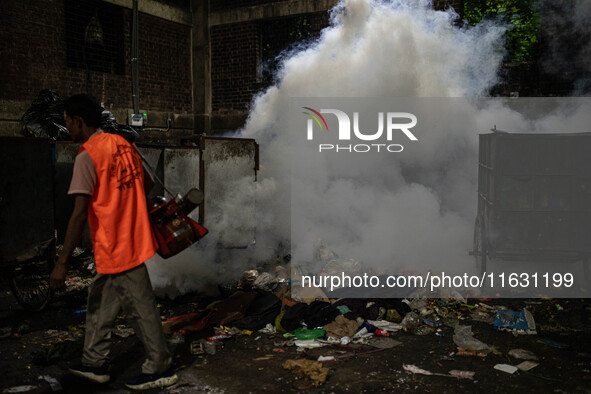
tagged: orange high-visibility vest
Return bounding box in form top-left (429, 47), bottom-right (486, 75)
top-left (80, 132), bottom-right (157, 274)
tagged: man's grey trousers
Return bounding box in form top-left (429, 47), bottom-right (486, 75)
top-left (81, 263), bottom-right (171, 374)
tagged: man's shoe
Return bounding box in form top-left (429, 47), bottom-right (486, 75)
top-left (125, 368), bottom-right (178, 390)
top-left (68, 362), bottom-right (110, 383)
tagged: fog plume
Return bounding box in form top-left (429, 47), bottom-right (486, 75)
top-left (147, 0), bottom-right (591, 297)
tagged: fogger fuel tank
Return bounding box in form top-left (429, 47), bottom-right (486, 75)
top-left (148, 188), bottom-right (208, 258)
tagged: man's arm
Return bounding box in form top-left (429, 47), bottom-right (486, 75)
top-left (49, 194), bottom-right (90, 290)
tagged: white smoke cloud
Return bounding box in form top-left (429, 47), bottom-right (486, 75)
top-left (148, 0), bottom-right (591, 297)
top-left (238, 0), bottom-right (508, 280)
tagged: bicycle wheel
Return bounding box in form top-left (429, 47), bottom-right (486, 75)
top-left (9, 258), bottom-right (53, 312)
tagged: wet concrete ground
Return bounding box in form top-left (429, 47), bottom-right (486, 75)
top-left (1, 278), bottom-right (590, 394)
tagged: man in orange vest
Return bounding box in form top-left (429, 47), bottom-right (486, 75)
top-left (49, 94), bottom-right (178, 390)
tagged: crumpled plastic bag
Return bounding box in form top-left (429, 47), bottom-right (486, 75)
top-left (21, 89), bottom-right (70, 141)
top-left (101, 110), bottom-right (139, 143)
top-left (21, 90), bottom-right (139, 143)
top-left (452, 325), bottom-right (490, 353)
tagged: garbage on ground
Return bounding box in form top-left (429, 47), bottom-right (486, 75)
top-left (489, 346), bottom-right (503, 356)
top-left (283, 359), bottom-right (329, 386)
top-left (367, 337), bottom-right (402, 349)
top-left (452, 325), bottom-right (490, 353)
top-left (2, 385), bottom-right (39, 393)
top-left (315, 336), bottom-right (341, 345)
top-left (494, 308), bottom-right (537, 335)
top-left (190, 340), bottom-right (204, 355)
top-left (401, 311), bottom-right (421, 333)
top-left (258, 324), bottom-right (277, 334)
top-left (274, 339), bottom-right (295, 347)
top-left (168, 333), bottom-right (185, 346)
top-left (207, 291), bottom-right (258, 327)
top-left (336, 305), bottom-right (351, 315)
top-left (439, 288), bottom-right (467, 304)
top-left (190, 339), bottom-right (216, 355)
top-left (0, 326), bottom-right (13, 340)
top-left (384, 308), bottom-right (402, 323)
top-left (112, 325), bottom-right (135, 338)
top-left (31, 340), bottom-right (80, 365)
top-left (449, 370), bottom-right (476, 379)
top-left (38, 375), bottom-right (62, 392)
top-left (232, 290), bottom-right (281, 331)
top-left (516, 361), bottom-right (539, 371)
top-left (352, 322), bottom-right (376, 341)
top-left (456, 348), bottom-right (488, 357)
top-left (294, 328), bottom-right (325, 341)
top-left (407, 299), bottom-right (431, 315)
top-left (538, 338), bottom-right (568, 348)
top-left (64, 276), bottom-right (93, 292)
top-left (403, 364), bottom-right (475, 380)
top-left (253, 271), bottom-right (287, 292)
top-left (36, 329), bottom-right (82, 344)
top-left (162, 309), bottom-right (216, 336)
top-left (238, 270), bottom-right (259, 290)
top-left (203, 339), bottom-right (218, 355)
top-left (317, 355), bottom-right (336, 362)
top-left (253, 356), bottom-right (273, 361)
top-left (470, 310), bottom-right (496, 324)
top-left (367, 319), bottom-right (403, 332)
top-left (323, 315), bottom-right (359, 338)
top-left (494, 363), bottom-right (519, 374)
top-left (294, 339), bottom-right (329, 350)
top-left (423, 318), bottom-right (442, 328)
top-left (508, 348), bottom-right (538, 361)
top-left (206, 333), bottom-right (232, 342)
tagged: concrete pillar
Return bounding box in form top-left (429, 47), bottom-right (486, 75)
top-left (191, 0), bottom-right (211, 134)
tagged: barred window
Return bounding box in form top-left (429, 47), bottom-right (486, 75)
top-left (65, 0), bottom-right (125, 75)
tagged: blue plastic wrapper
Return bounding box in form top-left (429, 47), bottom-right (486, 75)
top-left (494, 308), bottom-right (537, 334)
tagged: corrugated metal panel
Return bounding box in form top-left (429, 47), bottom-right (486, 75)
top-left (137, 145), bottom-right (165, 198)
top-left (478, 132), bottom-right (591, 255)
top-left (164, 147), bottom-right (201, 201)
top-left (201, 137), bottom-right (257, 248)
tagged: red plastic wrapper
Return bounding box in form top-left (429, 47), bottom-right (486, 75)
top-left (375, 329), bottom-right (391, 337)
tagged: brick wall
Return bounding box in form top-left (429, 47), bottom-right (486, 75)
top-left (210, 11), bottom-right (328, 116)
top-left (1, 1), bottom-right (69, 103)
top-left (137, 13), bottom-right (192, 112)
top-left (211, 22), bottom-right (262, 115)
top-left (1, 0), bottom-right (191, 124)
top-left (208, 0), bottom-right (461, 118)
top-left (210, 0), bottom-right (274, 13)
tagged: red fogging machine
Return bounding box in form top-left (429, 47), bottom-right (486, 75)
top-left (133, 145), bottom-right (208, 258)
top-left (148, 189), bottom-right (208, 258)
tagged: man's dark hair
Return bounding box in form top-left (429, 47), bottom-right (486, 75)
top-left (64, 94), bottom-right (103, 128)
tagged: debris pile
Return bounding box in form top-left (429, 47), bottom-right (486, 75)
top-left (157, 251), bottom-right (566, 388)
